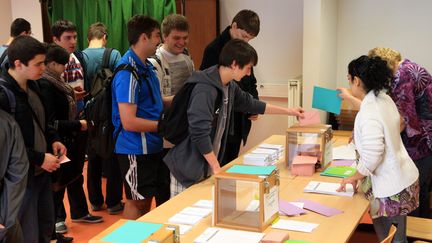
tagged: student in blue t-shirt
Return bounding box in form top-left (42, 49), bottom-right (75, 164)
top-left (111, 15), bottom-right (172, 220)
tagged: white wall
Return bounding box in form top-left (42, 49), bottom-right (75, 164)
top-left (10, 0), bottom-right (43, 41)
top-left (0, 0), bottom-right (12, 42)
top-left (0, 0), bottom-right (43, 43)
top-left (219, 0), bottom-right (304, 84)
top-left (302, 0), bottom-right (338, 121)
top-left (336, 0), bottom-right (432, 88)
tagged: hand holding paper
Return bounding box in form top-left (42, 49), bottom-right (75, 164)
top-left (312, 86), bottom-right (342, 114)
top-left (299, 110), bottom-right (321, 126)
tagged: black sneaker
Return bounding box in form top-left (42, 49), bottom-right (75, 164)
top-left (56, 233), bottom-right (73, 243)
top-left (91, 204), bottom-right (103, 211)
top-left (107, 202), bottom-right (124, 215)
top-left (55, 221), bottom-right (68, 234)
top-left (71, 214), bottom-right (103, 223)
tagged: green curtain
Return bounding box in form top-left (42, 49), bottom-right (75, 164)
top-left (110, 0), bottom-right (176, 53)
top-left (50, 0), bottom-right (176, 54)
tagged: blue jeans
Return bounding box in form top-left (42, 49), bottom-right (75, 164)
top-left (18, 172), bottom-right (54, 243)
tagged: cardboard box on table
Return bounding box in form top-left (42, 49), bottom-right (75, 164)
top-left (286, 124), bottom-right (333, 171)
top-left (213, 166), bottom-right (280, 232)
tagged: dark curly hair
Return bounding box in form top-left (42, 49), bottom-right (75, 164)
top-left (348, 55), bottom-right (393, 96)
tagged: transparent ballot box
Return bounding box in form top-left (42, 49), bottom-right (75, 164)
top-left (286, 124), bottom-right (333, 171)
top-left (214, 165), bottom-right (279, 232)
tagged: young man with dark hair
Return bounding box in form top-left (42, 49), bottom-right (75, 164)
top-left (51, 20), bottom-right (87, 101)
top-left (0, 18), bottom-right (32, 70)
top-left (0, 35), bottom-right (66, 243)
top-left (82, 22), bottom-right (124, 215)
top-left (51, 19), bottom-right (103, 233)
top-left (0, 109), bottom-right (28, 243)
top-left (166, 39), bottom-right (304, 197)
top-left (112, 15), bottom-right (172, 219)
top-left (200, 9), bottom-right (261, 166)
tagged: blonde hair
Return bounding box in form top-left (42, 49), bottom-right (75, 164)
top-left (368, 47), bottom-right (402, 73)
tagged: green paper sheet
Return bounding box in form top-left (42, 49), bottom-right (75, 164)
top-left (226, 165), bottom-right (276, 175)
top-left (320, 166), bottom-right (356, 178)
top-left (101, 221), bottom-right (163, 243)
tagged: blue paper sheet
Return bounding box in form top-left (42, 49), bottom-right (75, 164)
top-left (312, 86), bottom-right (342, 115)
top-left (226, 165), bottom-right (276, 175)
top-left (101, 221), bottom-right (163, 243)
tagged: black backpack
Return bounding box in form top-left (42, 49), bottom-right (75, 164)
top-left (0, 78), bottom-right (16, 115)
top-left (157, 83), bottom-right (221, 145)
top-left (89, 48), bottom-right (113, 97)
top-left (85, 64), bottom-right (139, 159)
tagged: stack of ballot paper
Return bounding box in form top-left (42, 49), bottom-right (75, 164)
top-left (304, 181), bottom-right (354, 197)
top-left (167, 205), bottom-right (213, 235)
top-left (251, 148), bottom-right (279, 164)
top-left (243, 153), bottom-right (272, 166)
top-left (258, 143), bottom-right (284, 159)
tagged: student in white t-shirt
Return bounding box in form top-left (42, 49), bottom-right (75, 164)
top-left (149, 14), bottom-right (194, 96)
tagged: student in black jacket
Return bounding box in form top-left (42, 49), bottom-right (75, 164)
top-left (200, 9), bottom-right (261, 166)
top-left (0, 36), bottom-right (66, 243)
top-left (36, 44), bottom-right (90, 242)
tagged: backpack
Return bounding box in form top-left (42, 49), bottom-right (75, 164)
top-left (89, 48), bottom-right (113, 97)
top-left (85, 63), bottom-right (139, 159)
top-left (0, 49), bottom-right (8, 66)
top-left (0, 78), bottom-right (16, 115)
top-left (157, 83), bottom-right (221, 145)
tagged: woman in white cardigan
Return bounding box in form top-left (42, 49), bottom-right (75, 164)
top-left (337, 55), bottom-right (419, 243)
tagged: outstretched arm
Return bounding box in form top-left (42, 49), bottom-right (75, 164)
top-left (264, 103), bottom-right (305, 118)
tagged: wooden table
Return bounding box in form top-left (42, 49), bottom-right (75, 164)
top-left (91, 132), bottom-right (369, 243)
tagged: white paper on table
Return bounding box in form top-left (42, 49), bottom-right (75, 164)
top-left (304, 181), bottom-right (354, 197)
top-left (332, 143), bottom-right (356, 160)
top-left (193, 200), bottom-right (213, 209)
top-left (289, 202), bottom-right (304, 209)
top-left (272, 219), bottom-right (319, 233)
top-left (178, 224), bottom-right (192, 235)
top-left (264, 186), bottom-right (279, 223)
top-left (180, 207), bottom-right (212, 217)
top-left (168, 213), bottom-right (203, 225)
top-left (194, 227), bottom-right (265, 243)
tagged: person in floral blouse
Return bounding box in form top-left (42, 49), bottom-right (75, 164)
top-left (337, 55), bottom-right (419, 243)
top-left (368, 47), bottom-right (432, 219)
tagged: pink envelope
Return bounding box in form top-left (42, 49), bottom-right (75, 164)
top-left (297, 199), bottom-right (343, 217)
top-left (331, 159), bottom-right (355, 167)
top-left (279, 199), bottom-right (307, 216)
top-left (299, 110), bottom-right (321, 126)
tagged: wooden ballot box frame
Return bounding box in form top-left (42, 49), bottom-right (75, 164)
top-left (89, 219), bottom-right (180, 243)
top-left (214, 166), bottom-right (280, 232)
top-left (286, 124), bottom-right (333, 171)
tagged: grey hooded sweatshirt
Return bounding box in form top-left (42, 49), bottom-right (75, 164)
top-left (163, 65), bottom-right (266, 187)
